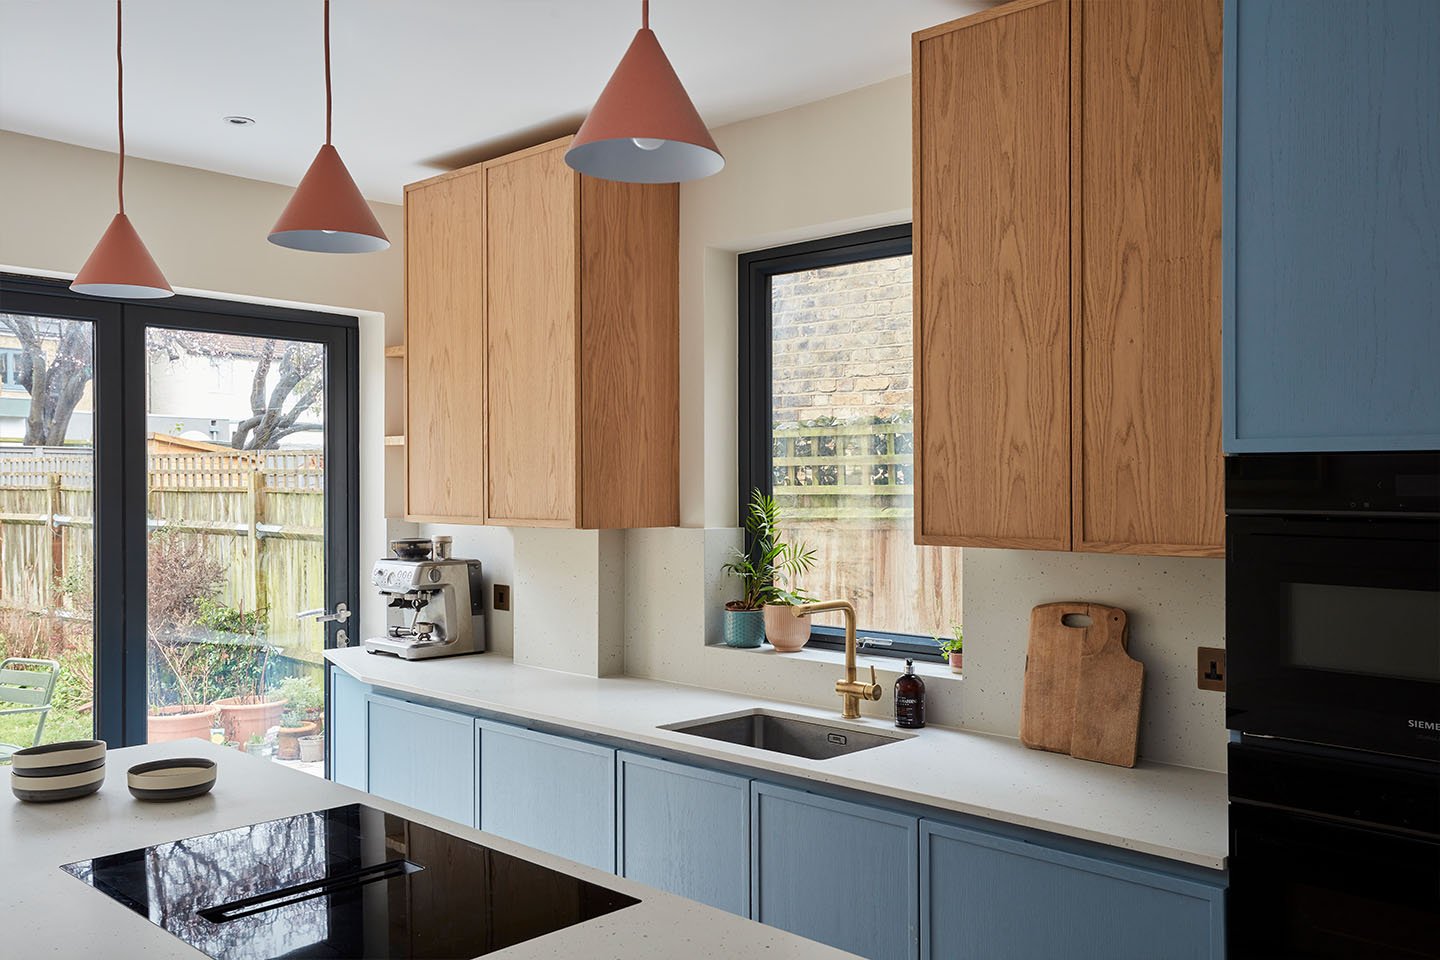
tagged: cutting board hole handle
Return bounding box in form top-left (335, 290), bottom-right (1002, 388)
top-left (1060, 613), bottom-right (1093, 628)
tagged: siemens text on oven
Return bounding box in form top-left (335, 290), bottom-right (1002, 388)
top-left (1408, 719), bottom-right (1440, 731)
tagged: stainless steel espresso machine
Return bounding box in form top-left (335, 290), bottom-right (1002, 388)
top-left (364, 537), bottom-right (486, 660)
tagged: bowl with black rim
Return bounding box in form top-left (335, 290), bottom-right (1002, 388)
top-left (10, 739), bottom-right (107, 802)
top-left (127, 757), bottom-right (217, 802)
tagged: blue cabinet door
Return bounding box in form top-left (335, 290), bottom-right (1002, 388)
top-left (366, 693), bottom-right (477, 827)
top-left (752, 781), bottom-right (919, 960)
top-left (477, 719), bottom-right (616, 872)
top-left (328, 668), bottom-right (367, 791)
top-left (1224, 0), bottom-right (1440, 451)
top-left (921, 820), bottom-right (1224, 960)
top-left (618, 752), bottom-right (750, 916)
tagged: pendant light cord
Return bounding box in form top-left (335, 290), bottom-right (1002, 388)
top-left (642, 0), bottom-right (649, 29)
top-left (323, 0), bottom-right (332, 145)
top-left (116, 0), bottom-right (125, 214)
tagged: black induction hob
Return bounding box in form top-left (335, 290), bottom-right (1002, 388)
top-left (60, 803), bottom-right (639, 960)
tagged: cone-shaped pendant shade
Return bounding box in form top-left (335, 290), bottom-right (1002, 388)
top-left (566, 27), bottom-right (723, 183)
top-left (269, 144), bottom-right (389, 253)
top-left (71, 213), bottom-right (173, 299)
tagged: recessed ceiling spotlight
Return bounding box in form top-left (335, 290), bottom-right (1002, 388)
top-left (223, 115), bottom-right (255, 126)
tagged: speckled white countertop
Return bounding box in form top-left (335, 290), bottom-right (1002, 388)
top-left (326, 648), bottom-right (1229, 871)
top-left (4, 740), bottom-right (853, 960)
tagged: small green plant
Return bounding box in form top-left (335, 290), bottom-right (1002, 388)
top-left (276, 674), bottom-right (323, 714)
top-left (721, 490), bottom-right (817, 609)
top-left (246, 732), bottom-right (264, 747)
top-left (938, 623), bottom-right (963, 657)
top-left (280, 708), bottom-right (308, 728)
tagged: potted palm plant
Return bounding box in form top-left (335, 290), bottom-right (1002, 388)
top-left (723, 491), bottom-right (817, 652)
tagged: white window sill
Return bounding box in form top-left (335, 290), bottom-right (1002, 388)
top-left (708, 641), bottom-right (962, 683)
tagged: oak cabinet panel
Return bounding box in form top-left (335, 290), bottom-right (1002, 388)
top-left (483, 144), bottom-right (579, 526)
top-left (402, 137), bottom-right (678, 529)
top-left (1073, 0), bottom-right (1225, 556)
top-left (403, 170), bottom-right (487, 522)
top-left (915, 0), bottom-right (1072, 550)
top-left (914, 0), bottom-right (1224, 557)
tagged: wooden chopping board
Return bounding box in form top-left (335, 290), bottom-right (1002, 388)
top-left (1020, 602), bottom-right (1111, 754)
top-left (1070, 606), bottom-right (1144, 767)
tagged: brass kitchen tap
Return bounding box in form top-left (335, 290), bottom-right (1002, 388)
top-left (791, 599), bottom-right (882, 719)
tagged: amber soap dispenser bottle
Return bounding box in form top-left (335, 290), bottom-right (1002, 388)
top-left (894, 659), bottom-right (926, 729)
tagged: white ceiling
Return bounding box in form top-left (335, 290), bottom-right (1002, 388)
top-left (0, 0), bottom-right (984, 204)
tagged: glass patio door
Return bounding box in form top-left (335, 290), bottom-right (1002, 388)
top-left (0, 275), bottom-right (357, 776)
top-left (0, 293), bottom-right (115, 755)
top-left (139, 314), bottom-right (355, 776)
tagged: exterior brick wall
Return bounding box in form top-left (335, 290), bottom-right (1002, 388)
top-left (770, 254), bottom-right (913, 424)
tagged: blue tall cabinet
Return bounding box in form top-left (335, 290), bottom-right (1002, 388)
top-left (1224, 0), bottom-right (1440, 451)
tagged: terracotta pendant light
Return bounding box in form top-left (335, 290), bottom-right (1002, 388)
top-left (72, 0), bottom-right (173, 299)
top-left (565, 0), bottom-right (723, 183)
top-left (269, 0), bottom-right (388, 253)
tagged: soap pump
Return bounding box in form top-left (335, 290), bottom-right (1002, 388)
top-left (894, 659), bottom-right (926, 729)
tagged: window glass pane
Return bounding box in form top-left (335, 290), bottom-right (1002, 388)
top-left (144, 329), bottom-right (327, 774)
top-left (0, 313), bottom-right (97, 753)
top-left (770, 254), bottom-right (960, 641)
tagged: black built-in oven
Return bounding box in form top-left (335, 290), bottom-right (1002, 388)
top-left (1227, 452), bottom-right (1440, 959)
top-left (1226, 452), bottom-right (1440, 762)
top-left (1229, 737), bottom-right (1440, 959)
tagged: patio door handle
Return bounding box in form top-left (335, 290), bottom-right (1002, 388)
top-left (297, 602), bottom-right (351, 624)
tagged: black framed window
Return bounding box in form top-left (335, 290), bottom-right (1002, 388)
top-left (738, 225), bottom-right (956, 662)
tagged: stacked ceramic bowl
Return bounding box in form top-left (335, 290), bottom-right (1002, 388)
top-left (10, 739), bottom-right (106, 802)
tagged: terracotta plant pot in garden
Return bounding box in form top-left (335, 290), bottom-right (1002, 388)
top-left (276, 721), bottom-right (320, 760)
top-left (215, 696), bottom-right (287, 749)
top-left (147, 704), bottom-right (219, 744)
top-left (763, 604), bottom-right (812, 652)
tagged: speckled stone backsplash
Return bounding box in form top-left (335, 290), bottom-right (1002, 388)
top-left (960, 549), bottom-right (1227, 771)
top-left (620, 528), bottom-right (1228, 772)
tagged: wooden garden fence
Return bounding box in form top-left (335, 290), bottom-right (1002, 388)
top-left (771, 420), bottom-right (913, 520)
top-left (0, 445), bottom-right (327, 664)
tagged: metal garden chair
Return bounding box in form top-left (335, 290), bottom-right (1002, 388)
top-left (0, 657), bottom-right (62, 762)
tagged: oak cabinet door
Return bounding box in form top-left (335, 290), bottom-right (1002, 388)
top-left (1073, 0), bottom-right (1225, 556)
top-left (484, 144), bottom-right (580, 526)
top-left (404, 170), bottom-right (486, 522)
top-left (915, 0), bottom-right (1072, 550)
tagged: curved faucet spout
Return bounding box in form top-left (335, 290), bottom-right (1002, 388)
top-left (790, 599), bottom-right (881, 719)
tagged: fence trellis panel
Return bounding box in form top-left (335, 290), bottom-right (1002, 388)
top-left (0, 447), bottom-right (326, 664)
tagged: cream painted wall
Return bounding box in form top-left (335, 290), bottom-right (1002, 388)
top-left (0, 129), bottom-right (412, 638)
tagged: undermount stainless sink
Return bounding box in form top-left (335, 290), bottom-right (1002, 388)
top-left (662, 710), bottom-right (908, 760)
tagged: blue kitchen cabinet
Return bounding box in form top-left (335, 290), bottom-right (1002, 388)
top-left (921, 820), bottom-right (1225, 960)
top-left (328, 667), bottom-right (367, 791)
top-left (617, 751), bottom-right (750, 916)
top-left (1224, 0), bottom-right (1440, 451)
top-left (476, 719), bottom-right (617, 872)
top-left (752, 781), bottom-right (919, 960)
top-left (366, 692), bottom-right (477, 827)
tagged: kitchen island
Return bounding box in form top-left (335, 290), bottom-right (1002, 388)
top-left (3, 740), bottom-right (854, 959)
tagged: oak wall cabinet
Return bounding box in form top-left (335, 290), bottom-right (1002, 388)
top-left (914, 0), bottom-right (1224, 557)
top-left (403, 137), bottom-right (679, 528)
top-left (1224, 0), bottom-right (1440, 452)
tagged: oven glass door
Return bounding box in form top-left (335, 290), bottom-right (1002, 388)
top-left (1227, 515), bottom-right (1440, 760)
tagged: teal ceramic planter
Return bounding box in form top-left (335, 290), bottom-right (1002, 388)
top-left (723, 607), bottom-right (765, 648)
